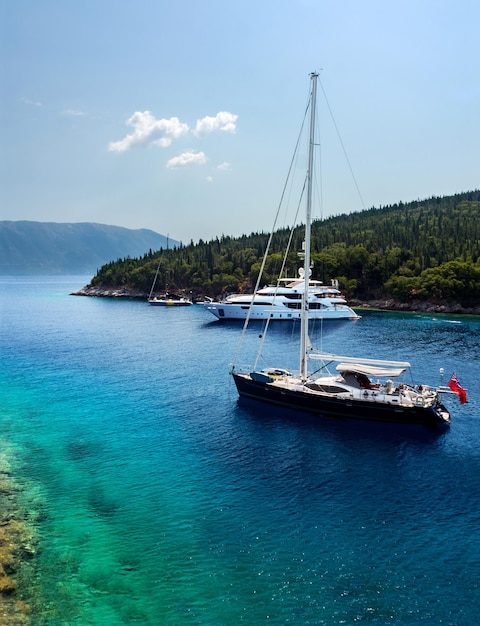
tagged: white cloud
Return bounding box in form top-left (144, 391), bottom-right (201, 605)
top-left (206, 176), bottom-right (213, 182)
top-left (108, 111), bottom-right (189, 152)
top-left (62, 109), bottom-right (86, 117)
top-left (108, 110), bottom-right (238, 168)
top-left (167, 150), bottom-right (207, 169)
top-left (217, 161), bottom-right (231, 170)
top-left (194, 111), bottom-right (238, 136)
top-left (20, 97), bottom-right (42, 107)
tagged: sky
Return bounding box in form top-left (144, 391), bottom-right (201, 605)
top-left (1, 0), bottom-right (479, 244)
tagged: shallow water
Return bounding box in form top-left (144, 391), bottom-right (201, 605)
top-left (1, 276), bottom-right (479, 624)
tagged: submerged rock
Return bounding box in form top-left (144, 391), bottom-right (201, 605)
top-left (0, 449), bottom-right (38, 624)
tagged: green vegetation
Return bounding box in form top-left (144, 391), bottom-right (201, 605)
top-left (90, 190), bottom-right (480, 305)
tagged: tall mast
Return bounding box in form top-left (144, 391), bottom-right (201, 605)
top-left (300, 72), bottom-right (317, 379)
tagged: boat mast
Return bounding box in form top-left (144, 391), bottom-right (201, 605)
top-left (300, 72), bottom-right (317, 379)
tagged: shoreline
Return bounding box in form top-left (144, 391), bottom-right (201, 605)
top-left (349, 298), bottom-right (480, 316)
top-left (71, 286), bottom-right (480, 316)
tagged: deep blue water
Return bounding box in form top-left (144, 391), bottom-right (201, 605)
top-left (1, 276), bottom-right (480, 625)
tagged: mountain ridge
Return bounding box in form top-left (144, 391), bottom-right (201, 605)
top-left (0, 221), bottom-right (177, 275)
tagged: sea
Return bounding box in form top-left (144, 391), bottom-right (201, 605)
top-left (1, 275), bottom-right (479, 625)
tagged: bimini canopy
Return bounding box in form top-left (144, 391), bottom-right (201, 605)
top-left (336, 363), bottom-right (407, 377)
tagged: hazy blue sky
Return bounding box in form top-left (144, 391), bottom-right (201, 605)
top-left (2, 0), bottom-right (479, 243)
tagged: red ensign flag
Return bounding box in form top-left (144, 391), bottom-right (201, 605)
top-left (448, 373), bottom-right (467, 404)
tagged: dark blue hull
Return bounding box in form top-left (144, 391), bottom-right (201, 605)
top-left (232, 373), bottom-right (450, 429)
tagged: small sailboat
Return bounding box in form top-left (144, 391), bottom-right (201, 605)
top-left (231, 72), bottom-right (465, 428)
top-left (148, 295), bottom-right (192, 306)
top-left (147, 245), bottom-right (192, 307)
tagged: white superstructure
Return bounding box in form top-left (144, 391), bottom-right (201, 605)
top-left (204, 273), bottom-right (359, 321)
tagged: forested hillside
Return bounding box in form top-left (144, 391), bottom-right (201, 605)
top-left (89, 191), bottom-right (480, 306)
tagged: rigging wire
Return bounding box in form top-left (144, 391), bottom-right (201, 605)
top-left (253, 177), bottom-right (307, 371)
top-left (317, 75), bottom-right (367, 212)
top-left (231, 89), bottom-right (312, 371)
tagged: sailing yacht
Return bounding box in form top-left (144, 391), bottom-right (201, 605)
top-left (231, 72), bottom-right (464, 428)
top-left (147, 243), bottom-right (192, 307)
top-left (148, 295), bottom-right (192, 306)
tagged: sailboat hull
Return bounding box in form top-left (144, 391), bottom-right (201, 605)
top-left (232, 373), bottom-right (450, 429)
top-left (148, 299), bottom-right (192, 306)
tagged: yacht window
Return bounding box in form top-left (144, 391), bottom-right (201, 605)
top-left (240, 302), bottom-right (273, 308)
top-left (306, 383), bottom-right (348, 393)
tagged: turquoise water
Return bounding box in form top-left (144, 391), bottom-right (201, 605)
top-left (1, 276), bottom-right (480, 624)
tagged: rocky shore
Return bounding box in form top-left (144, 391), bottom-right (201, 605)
top-left (71, 285), bottom-right (148, 299)
top-left (349, 298), bottom-right (480, 316)
top-left (71, 285), bottom-right (480, 315)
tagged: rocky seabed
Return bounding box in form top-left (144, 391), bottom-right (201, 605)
top-left (0, 446), bottom-right (41, 625)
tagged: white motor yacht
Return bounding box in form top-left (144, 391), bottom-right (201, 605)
top-left (204, 272), bottom-right (359, 321)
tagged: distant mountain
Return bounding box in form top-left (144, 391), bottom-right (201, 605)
top-left (0, 221), bottom-right (177, 275)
